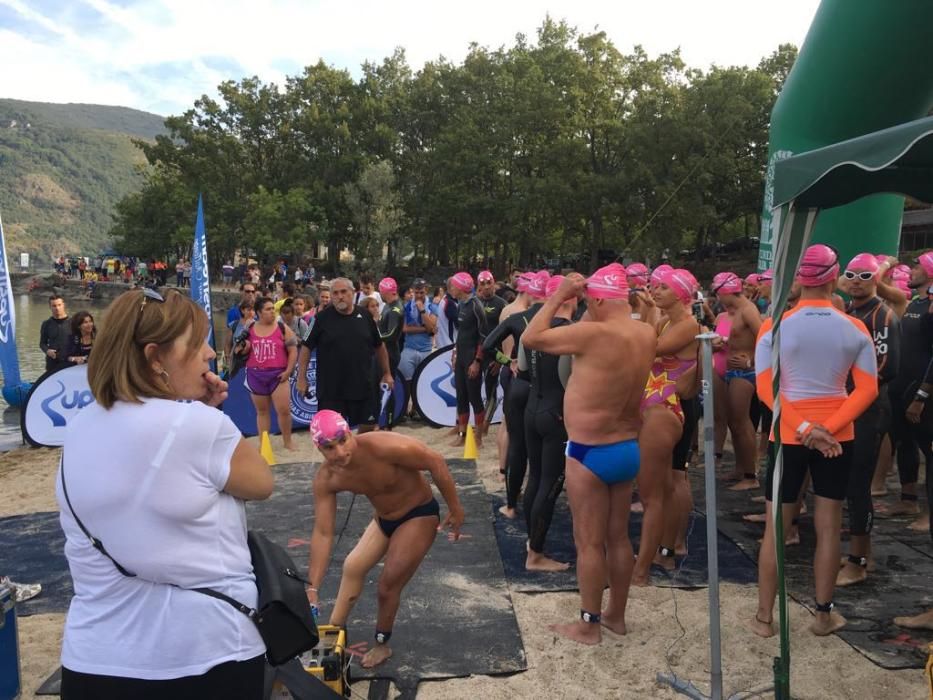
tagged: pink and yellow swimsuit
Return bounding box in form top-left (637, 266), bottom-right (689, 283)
top-left (641, 354), bottom-right (697, 424)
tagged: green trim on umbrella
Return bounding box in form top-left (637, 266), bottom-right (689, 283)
top-left (773, 115), bottom-right (933, 210)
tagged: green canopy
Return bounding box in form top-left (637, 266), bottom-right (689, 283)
top-left (773, 114), bottom-right (933, 210)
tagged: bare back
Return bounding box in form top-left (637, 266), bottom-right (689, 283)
top-left (315, 433), bottom-right (434, 521)
top-left (564, 313), bottom-right (657, 444)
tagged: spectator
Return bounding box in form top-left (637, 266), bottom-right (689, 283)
top-left (176, 259), bottom-right (185, 287)
top-left (183, 260), bottom-right (192, 288)
top-left (279, 298), bottom-right (311, 342)
top-left (222, 261), bottom-right (235, 290)
top-left (353, 273), bottom-right (383, 312)
top-left (66, 311), bottom-right (96, 366)
top-left (399, 279), bottom-right (438, 400)
top-left (297, 277), bottom-right (393, 431)
top-left (39, 295), bottom-right (70, 373)
top-left (316, 286), bottom-right (331, 313)
top-left (225, 283), bottom-right (258, 361)
top-left (58, 288), bottom-right (272, 697)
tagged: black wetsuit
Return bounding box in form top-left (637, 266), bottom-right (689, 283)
top-left (889, 294), bottom-right (933, 501)
top-left (378, 298), bottom-right (404, 374)
top-left (482, 304), bottom-right (541, 508)
top-left (454, 294), bottom-right (491, 424)
top-left (519, 318), bottom-right (571, 554)
top-left (478, 293), bottom-right (507, 408)
top-left (846, 296), bottom-right (899, 536)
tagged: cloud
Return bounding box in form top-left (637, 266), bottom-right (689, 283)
top-left (0, 0), bottom-right (820, 115)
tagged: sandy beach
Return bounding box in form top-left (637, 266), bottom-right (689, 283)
top-left (2, 423), bottom-right (929, 699)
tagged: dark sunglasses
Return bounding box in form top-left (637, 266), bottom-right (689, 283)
top-left (134, 288), bottom-right (165, 340)
top-left (843, 270), bottom-right (874, 281)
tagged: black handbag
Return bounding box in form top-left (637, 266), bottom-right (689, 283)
top-left (59, 454), bottom-right (319, 667)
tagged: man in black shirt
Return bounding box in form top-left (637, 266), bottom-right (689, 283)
top-left (449, 271), bottom-right (489, 447)
top-left (887, 252), bottom-right (933, 526)
top-left (297, 278), bottom-right (393, 430)
top-left (39, 295), bottom-right (70, 373)
top-left (477, 271), bottom-right (506, 432)
top-left (836, 254), bottom-right (900, 586)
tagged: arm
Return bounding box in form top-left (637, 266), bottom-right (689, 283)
top-left (39, 319), bottom-right (50, 354)
top-left (822, 331), bottom-right (879, 435)
top-left (654, 317), bottom-right (700, 356)
top-left (280, 327), bottom-right (298, 382)
top-left (390, 439), bottom-right (464, 538)
top-left (307, 474), bottom-right (337, 604)
top-left (754, 321), bottom-right (774, 409)
top-left (480, 314), bottom-right (518, 361)
top-left (421, 304), bottom-right (438, 333)
top-left (523, 277), bottom-right (593, 355)
top-left (877, 307), bottom-right (900, 385)
top-left (297, 322), bottom-right (321, 392)
top-left (875, 278), bottom-right (908, 318)
top-left (375, 343), bottom-right (392, 387)
top-left (224, 438), bottom-right (274, 500)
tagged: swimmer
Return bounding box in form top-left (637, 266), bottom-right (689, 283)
top-left (523, 267), bottom-right (655, 644)
top-left (305, 411), bottom-right (465, 668)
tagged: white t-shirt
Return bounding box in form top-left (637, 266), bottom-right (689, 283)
top-left (353, 290), bottom-right (384, 314)
top-left (57, 399), bottom-right (265, 679)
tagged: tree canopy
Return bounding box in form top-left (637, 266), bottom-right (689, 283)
top-left (112, 19), bottom-right (797, 274)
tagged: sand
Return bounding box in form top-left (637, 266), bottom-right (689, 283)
top-left (1, 422), bottom-right (928, 699)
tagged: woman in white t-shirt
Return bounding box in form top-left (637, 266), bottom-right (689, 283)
top-left (58, 288), bottom-right (273, 699)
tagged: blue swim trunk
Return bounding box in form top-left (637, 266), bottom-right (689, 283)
top-left (725, 367), bottom-right (756, 384)
top-left (566, 438), bottom-right (639, 485)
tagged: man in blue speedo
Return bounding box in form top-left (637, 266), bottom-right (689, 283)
top-left (522, 266), bottom-right (656, 645)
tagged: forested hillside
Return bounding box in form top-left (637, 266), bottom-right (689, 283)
top-left (0, 99), bottom-right (165, 261)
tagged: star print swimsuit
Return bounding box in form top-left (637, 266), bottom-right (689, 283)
top-left (641, 321), bottom-right (697, 424)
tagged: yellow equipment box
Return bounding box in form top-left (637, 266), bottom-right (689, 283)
top-left (301, 625), bottom-right (350, 698)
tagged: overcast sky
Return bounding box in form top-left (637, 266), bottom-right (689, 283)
top-left (0, 0), bottom-right (820, 116)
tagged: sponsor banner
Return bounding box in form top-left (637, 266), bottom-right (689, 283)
top-left (190, 194), bottom-right (216, 371)
top-left (22, 365), bottom-right (95, 447)
top-left (0, 210), bottom-right (22, 386)
top-left (411, 345), bottom-right (504, 428)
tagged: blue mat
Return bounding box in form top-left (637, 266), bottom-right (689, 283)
top-left (491, 493), bottom-right (758, 592)
top-left (0, 511), bottom-right (71, 616)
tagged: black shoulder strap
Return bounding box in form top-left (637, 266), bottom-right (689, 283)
top-left (59, 450), bottom-right (256, 619)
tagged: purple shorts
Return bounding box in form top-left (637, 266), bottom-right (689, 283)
top-left (245, 367), bottom-right (286, 396)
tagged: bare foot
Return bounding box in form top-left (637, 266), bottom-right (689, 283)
top-left (907, 514), bottom-right (930, 532)
top-left (879, 500), bottom-right (920, 517)
top-left (631, 573), bottom-right (650, 587)
top-left (526, 551), bottom-right (571, 572)
top-left (809, 611), bottom-right (846, 636)
top-left (870, 485), bottom-right (888, 497)
top-left (893, 610), bottom-right (933, 631)
top-left (473, 435), bottom-right (484, 450)
top-left (674, 545), bottom-right (688, 557)
top-left (498, 470), bottom-right (506, 483)
top-left (549, 621), bottom-right (601, 645)
top-left (449, 434), bottom-right (465, 447)
top-left (446, 426), bottom-right (460, 436)
top-left (360, 643), bottom-right (393, 668)
top-left (600, 610), bottom-right (627, 635)
top-left (729, 478), bottom-right (760, 491)
top-left (749, 614), bottom-right (775, 638)
top-left (742, 513), bottom-right (767, 523)
top-left (498, 505), bottom-right (518, 519)
top-left (284, 442), bottom-right (298, 452)
top-left (835, 562), bottom-right (867, 587)
top-left (750, 495), bottom-right (765, 503)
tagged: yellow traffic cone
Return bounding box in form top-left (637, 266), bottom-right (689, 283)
top-left (260, 431), bottom-right (277, 465)
top-left (463, 425), bottom-right (478, 460)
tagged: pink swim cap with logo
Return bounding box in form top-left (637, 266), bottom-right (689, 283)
top-left (916, 251), bottom-right (933, 277)
top-left (525, 270), bottom-right (550, 299)
top-left (845, 253), bottom-right (880, 274)
top-left (478, 270), bottom-right (495, 283)
top-left (545, 275), bottom-right (566, 298)
top-left (378, 277), bottom-right (398, 294)
top-left (744, 273), bottom-right (760, 286)
top-left (626, 262), bottom-right (649, 287)
top-left (586, 264), bottom-right (629, 300)
top-left (796, 244), bottom-right (839, 287)
top-left (650, 264), bottom-right (673, 287)
top-left (515, 272), bottom-right (533, 293)
top-left (654, 267), bottom-right (699, 304)
top-left (712, 271), bottom-right (743, 295)
top-left (449, 272), bottom-right (474, 293)
top-left (758, 269), bottom-right (774, 283)
top-left (310, 409), bottom-right (351, 447)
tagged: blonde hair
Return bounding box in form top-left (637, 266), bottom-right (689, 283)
top-left (88, 289), bottom-right (209, 409)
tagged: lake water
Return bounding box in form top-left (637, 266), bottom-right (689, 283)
top-left (0, 293), bottom-right (229, 451)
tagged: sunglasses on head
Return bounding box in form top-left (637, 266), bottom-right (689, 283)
top-left (843, 270), bottom-right (874, 281)
top-left (134, 288), bottom-right (165, 340)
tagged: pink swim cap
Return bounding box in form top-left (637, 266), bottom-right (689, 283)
top-left (712, 271), bottom-right (743, 295)
top-left (892, 264), bottom-right (911, 281)
top-left (525, 270), bottom-right (550, 299)
top-left (654, 268), bottom-right (698, 304)
top-left (378, 277), bottom-right (398, 294)
top-left (627, 262), bottom-right (649, 286)
top-left (310, 409), bottom-right (351, 447)
top-left (796, 244), bottom-right (839, 287)
top-left (915, 251), bottom-right (933, 278)
top-left (586, 264), bottom-right (629, 300)
top-left (845, 253), bottom-right (879, 274)
top-left (758, 269), bottom-right (774, 283)
top-left (545, 274), bottom-right (566, 298)
top-left (650, 264), bottom-right (674, 287)
top-left (744, 273), bottom-right (760, 286)
top-left (478, 270), bottom-right (495, 283)
top-left (449, 272), bottom-right (474, 293)
top-left (894, 276), bottom-right (911, 299)
top-left (515, 272), bottom-right (533, 293)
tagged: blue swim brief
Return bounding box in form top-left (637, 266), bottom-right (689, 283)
top-left (565, 438), bottom-right (639, 485)
top-left (724, 367), bottom-right (756, 384)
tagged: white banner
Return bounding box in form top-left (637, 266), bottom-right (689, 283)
top-left (22, 365), bottom-right (95, 447)
top-left (411, 345), bottom-right (504, 428)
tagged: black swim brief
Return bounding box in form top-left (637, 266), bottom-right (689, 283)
top-left (377, 498), bottom-right (440, 538)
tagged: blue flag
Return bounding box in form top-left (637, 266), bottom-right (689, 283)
top-left (0, 210), bottom-right (22, 387)
top-left (190, 195), bottom-right (216, 371)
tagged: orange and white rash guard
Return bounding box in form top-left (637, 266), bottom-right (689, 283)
top-left (755, 299), bottom-right (878, 444)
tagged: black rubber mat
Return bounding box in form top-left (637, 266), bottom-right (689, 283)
top-left (246, 459), bottom-right (527, 698)
top-left (0, 511), bottom-right (70, 615)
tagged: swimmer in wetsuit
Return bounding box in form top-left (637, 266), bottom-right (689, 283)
top-left (305, 411), bottom-right (465, 668)
top-left (752, 245), bottom-right (878, 639)
top-left (448, 272), bottom-right (491, 447)
top-left (516, 274), bottom-right (574, 572)
top-left (522, 267), bottom-right (655, 645)
top-left (632, 267), bottom-right (700, 584)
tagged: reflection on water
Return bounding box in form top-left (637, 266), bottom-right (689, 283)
top-left (0, 294), bottom-right (228, 451)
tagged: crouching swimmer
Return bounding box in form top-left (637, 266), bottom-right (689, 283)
top-left (305, 410), bottom-right (465, 667)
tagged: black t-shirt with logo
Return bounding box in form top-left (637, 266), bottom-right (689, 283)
top-left (303, 305), bottom-right (382, 401)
